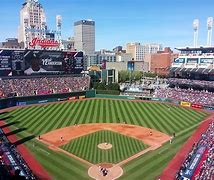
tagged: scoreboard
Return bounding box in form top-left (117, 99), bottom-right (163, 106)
top-left (0, 49), bottom-right (84, 76)
top-left (0, 50), bottom-right (12, 76)
top-left (62, 51), bottom-right (84, 74)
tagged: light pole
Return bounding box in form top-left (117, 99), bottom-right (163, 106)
top-left (142, 61), bottom-right (145, 85)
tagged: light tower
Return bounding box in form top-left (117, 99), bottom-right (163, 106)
top-left (56, 15), bottom-right (63, 49)
top-left (193, 19), bottom-right (199, 48)
top-left (207, 17), bottom-right (213, 47)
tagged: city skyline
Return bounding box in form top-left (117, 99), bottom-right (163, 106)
top-left (1, 0), bottom-right (214, 50)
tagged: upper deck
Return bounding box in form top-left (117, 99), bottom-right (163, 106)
top-left (171, 47), bottom-right (214, 69)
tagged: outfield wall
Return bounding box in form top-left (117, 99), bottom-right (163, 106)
top-left (0, 90), bottom-right (213, 111)
top-left (96, 94), bottom-right (135, 100)
top-left (0, 90), bottom-right (96, 109)
top-left (95, 94), bottom-right (214, 111)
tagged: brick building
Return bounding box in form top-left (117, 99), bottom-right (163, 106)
top-left (144, 47), bottom-right (178, 75)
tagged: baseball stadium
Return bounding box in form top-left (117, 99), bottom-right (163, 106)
top-left (0, 47), bottom-right (214, 180)
top-left (0, 0), bottom-right (214, 179)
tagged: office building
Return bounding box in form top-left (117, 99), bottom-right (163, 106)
top-left (116, 52), bottom-right (132, 62)
top-left (106, 61), bottom-right (147, 72)
top-left (89, 68), bottom-right (118, 83)
top-left (18, 0), bottom-right (47, 47)
top-left (74, 20), bottom-right (95, 55)
top-left (126, 43), bottom-right (163, 61)
top-left (0, 38), bottom-right (24, 49)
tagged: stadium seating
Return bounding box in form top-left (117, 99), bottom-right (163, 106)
top-left (155, 88), bottom-right (214, 106)
top-left (168, 78), bottom-right (214, 89)
top-left (0, 128), bottom-right (36, 179)
top-left (120, 78), bottom-right (214, 106)
top-left (0, 76), bottom-right (90, 98)
top-left (176, 121), bottom-right (214, 180)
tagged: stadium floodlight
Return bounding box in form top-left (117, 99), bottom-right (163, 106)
top-left (193, 19), bottom-right (199, 30)
top-left (193, 19), bottom-right (199, 48)
top-left (56, 15), bottom-right (63, 49)
top-left (56, 15), bottom-right (62, 27)
top-left (207, 17), bottom-right (213, 46)
top-left (207, 17), bottom-right (213, 29)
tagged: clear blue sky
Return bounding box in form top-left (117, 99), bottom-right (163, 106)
top-left (1, 0), bottom-right (214, 50)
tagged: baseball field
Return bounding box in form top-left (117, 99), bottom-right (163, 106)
top-left (0, 98), bottom-right (209, 180)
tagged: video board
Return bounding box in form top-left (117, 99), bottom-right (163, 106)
top-left (62, 51), bottom-right (84, 74)
top-left (0, 49), bottom-right (84, 76)
top-left (0, 50), bottom-right (12, 76)
top-left (24, 50), bottom-right (63, 75)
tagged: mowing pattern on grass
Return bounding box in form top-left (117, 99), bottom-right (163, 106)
top-left (3, 99), bottom-right (208, 135)
top-left (61, 130), bottom-right (148, 164)
top-left (0, 99), bottom-right (209, 179)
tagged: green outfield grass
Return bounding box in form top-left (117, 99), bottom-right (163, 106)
top-left (61, 130), bottom-right (148, 164)
top-left (0, 99), bottom-right (209, 180)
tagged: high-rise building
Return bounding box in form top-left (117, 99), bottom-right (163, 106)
top-left (126, 42), bottom-right (141, 61)
top-left (143, 43), bottom-right (163, 55)
top-left (18, 0), bottom-right (47, 47)
top-left (74, 20), bottom-right (95, 55)
top-left (126, 42), bottom-right (163, 61)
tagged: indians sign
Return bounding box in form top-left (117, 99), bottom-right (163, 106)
top-left (29, 38), bottom-right (60, 48)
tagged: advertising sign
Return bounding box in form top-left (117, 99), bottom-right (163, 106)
top-left (191, 104), bottom-right (203, 109)
top-left (183, 146), bottom-right (206, 179)
top-left (16, 102), bottom-right (27, 106)
top-left (174, 58), bottom-right (185, 64)
top-left (180, 101), bottom-right (191, 107)
top-left (68, 97), bottom-right (77, 100)
top-left (200, 58), bottom-right (214, 64)
top-left (29, 38), bottom-right (60, 48)
top-left (101, 60), bottom-right (107, 69)
top-left (151, 98), bottom-right (160, 101)
top-left (79, 96), bottom-right (85, 99)
top-left (127, 61), bottom-right (134, 71)
top-left (0, 50), bottom-right (12, 76)
top-left (187, 58), bottom-right (198, 64)
top-left (203, 105), bottom-right (214, 111)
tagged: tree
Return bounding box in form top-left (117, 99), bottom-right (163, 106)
top-left (118, 70), bottom-right (130, 82)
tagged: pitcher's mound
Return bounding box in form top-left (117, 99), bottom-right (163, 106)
top-left (88, 163), bottom-right (123, 180)
top-left (98, 143), bottom-right (112, 150)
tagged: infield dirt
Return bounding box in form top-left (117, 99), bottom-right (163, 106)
top-left (39, 123), bottom-right (171, 164)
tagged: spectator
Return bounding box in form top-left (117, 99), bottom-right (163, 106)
top-left (0, 76), bottom-right (90, 98)
top-left (176, 121), bottom-right (214, 180)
